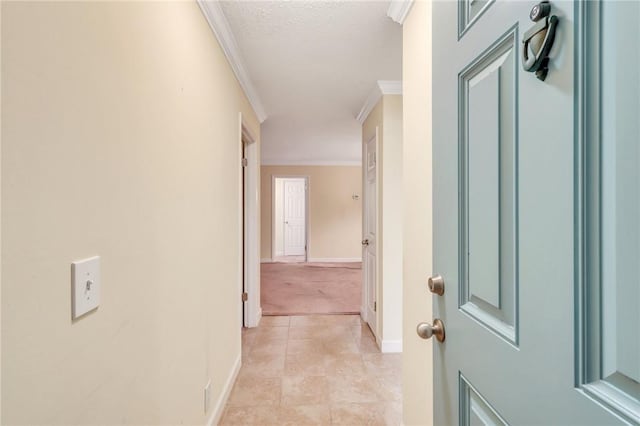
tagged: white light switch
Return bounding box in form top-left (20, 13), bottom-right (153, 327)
top-left (72, 256), bottom-right (100, 319)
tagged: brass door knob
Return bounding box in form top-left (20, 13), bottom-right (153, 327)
top-left (416, 319), bottom-right (445, 342)
top-left (428, 275), bottom-right (445, 295)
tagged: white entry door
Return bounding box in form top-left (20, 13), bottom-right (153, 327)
top-left (431, 0), bottom-right (640, 424)
top-left (363, 135), bottom-right (377, 334)
top-left (283, 179), bottom-right (306, 256)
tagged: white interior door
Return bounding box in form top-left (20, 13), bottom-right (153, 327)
top-left (431, 0), bottom-right (640, 424)
top-left (363, 135), bottom-right (377, 334)
top-left (283, 179), bottom-right (306, 256)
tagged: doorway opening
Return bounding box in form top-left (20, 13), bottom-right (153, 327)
top-left (271, 176), bottom-right (309, 263)
top-left (261, 169), bottom-right (363, 317)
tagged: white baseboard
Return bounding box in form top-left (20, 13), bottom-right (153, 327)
top-left (381, 339), bottom-right (403, 353)
top-left (256, 307), bottom-right (262, 326)
top-left (260, 258), bottom-right (273, 263)
top-left (246, 307), bottom-right (262, 328)
top-left (207, 354), bottom-right (242, 426)
top-left (307, 257), bottom-right (362, 263)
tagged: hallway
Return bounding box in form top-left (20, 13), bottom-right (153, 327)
top-left (220, 315), bottom-right (401, 425)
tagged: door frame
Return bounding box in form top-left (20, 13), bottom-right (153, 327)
top-left (239, 113), bottom-right (261, 328)
top-left (271, 175), bottom-right (309, 262)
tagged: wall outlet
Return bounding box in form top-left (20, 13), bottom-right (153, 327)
top-left (204, 379), bottom-right (212, 414)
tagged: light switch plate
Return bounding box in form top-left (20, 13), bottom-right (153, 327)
top-left (72, 256), bottom-right (100, 319)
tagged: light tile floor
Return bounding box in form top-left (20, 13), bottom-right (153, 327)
top-left (220, 315), bottom-right (402, 425)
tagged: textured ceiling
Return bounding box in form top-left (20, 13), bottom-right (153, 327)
top-left (219, 1), bottom-right (402, 164)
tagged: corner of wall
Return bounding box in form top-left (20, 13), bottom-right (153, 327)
top-left (402, 1), bottom-right (434, 425)
top-left (206, 354), bottom-right (241, 426)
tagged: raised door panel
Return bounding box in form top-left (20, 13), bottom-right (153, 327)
top-left (460, 28), bottom-right (518, 345)
top-left (460, 375), bottom-right (507, 426)
top-left (579, 2), bottom-right (640, 422)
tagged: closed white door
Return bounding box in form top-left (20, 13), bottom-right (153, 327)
top-left (283, 179), bottom-right (306, 256)
top-left (363, 135), bottom-right (377, 334)
top-left (431, 0), bottom-right (639, 424)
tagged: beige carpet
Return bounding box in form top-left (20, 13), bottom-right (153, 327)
top-left (261, 262), bottom-right (362, 316)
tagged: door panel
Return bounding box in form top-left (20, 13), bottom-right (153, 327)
top-left (459, 374), bottom-right (508, 426)
top-left (460, 30), bottom-right (518, 344)
top-left (600, 0), bottom-right (640, 384)
top-left (433, 0), bottom-right (636, 424)
top-left (579, 1), bottom-right (640, 422)
top-left (460, 0), bottom-right (496, 38)
top-left (283, 179), bottom-right (306, 256)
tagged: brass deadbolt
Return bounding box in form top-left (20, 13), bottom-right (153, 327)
top-left (428, 275), bottom-right (445, 296)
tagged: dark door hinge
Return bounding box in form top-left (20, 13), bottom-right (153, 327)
top-left (242, 292), bottom-right (248, 302)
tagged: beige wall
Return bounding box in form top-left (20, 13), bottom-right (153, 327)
top-left (362, 95), bottom-right (403, 348)
top-left (2, 2), bottom-right (259, 425)
top-left (381, 95), bottom-right (403, 346)
top-left (402, 1), bottom-right (434, 425)
top-left (0, 2), bottom-right (3, 421)
top-left (261, 166), bottom-right (362, 261)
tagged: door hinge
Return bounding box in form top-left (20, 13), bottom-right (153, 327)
top-left (241, 158), bottom-right (248, 167)
top-left (374, 301), bottom-right (377, 312)
top-left (242, 292), bottom-right (248, 302)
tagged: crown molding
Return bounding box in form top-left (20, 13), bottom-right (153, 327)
top-left (261, 159), bottom-right (362, 166)
top-left (378, 80), bottom-right (403, 95)
top-left (387, 0), bottom-right (415, 25)
top-left (197, 1), bottom-right (267, 123)
top-left (356, 80), bottom-right (403, 124)
top-left (356, 86), bottom-right (383, 124)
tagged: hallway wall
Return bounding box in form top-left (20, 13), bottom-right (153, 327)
top-left (402, 1), bottom-right (434, 424)
top-left (261, 166), bottom-right (362, 261)
top-left (1, 2), bottom-right (259, 424)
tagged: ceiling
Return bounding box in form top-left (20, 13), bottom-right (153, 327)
top-left (219, 1), bottom-right (402, 165)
